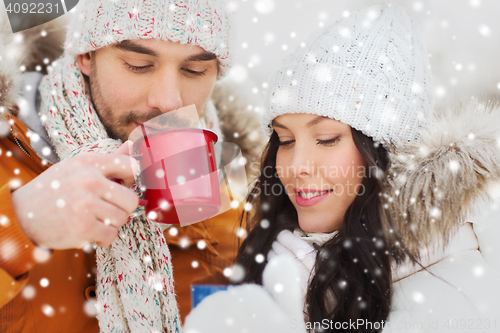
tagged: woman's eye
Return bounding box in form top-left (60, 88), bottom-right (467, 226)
top-left (126, 63), bottom-right (152, 72)
top-left (278, 140), bottom-right (294, 147)
top-left (317, 137), bottom-right (340, 146)
top-left (184, 68), bottom-right (207, 76)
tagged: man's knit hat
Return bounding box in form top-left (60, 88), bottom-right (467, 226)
top-left (64, 0), bottom-right (233, 76)
top-left (262, 5), bottom-right (433, 147)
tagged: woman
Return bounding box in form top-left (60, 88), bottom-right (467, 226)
top-left (184, 4), bottom-right (500, 332)
top-left (236, 4), bottom-right (500, 332)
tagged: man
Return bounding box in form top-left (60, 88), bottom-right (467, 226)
top-left (0, 0), bottom-right (263, 331)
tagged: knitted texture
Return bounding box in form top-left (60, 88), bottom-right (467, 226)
top-left (64, 0), bottom-right (233, 76)
top-left (38, 54), bottom-right (181, 333)
top-left (262, 5), bottom-right (433, 147)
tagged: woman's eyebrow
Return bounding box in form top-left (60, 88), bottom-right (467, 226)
top-left (273, 116), bottom-right (328, 129)
top-left (306, 116), bottom-right (328, 127)
top-left (272, 121), bottom-right (288, 129)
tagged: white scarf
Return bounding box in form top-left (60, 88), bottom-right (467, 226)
top-left (38, 54), bottom-right (182, 333)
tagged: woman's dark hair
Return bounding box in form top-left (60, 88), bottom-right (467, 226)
top-left (236, 127), bottom-right (391, 332)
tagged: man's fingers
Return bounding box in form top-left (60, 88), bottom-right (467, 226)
top-left (93, 199), bottom-right (131, 229)
top-left (97, 177), bottom-right (139, 215)
top-left (113, 141), bottom-right (139, 186)
top-left (89, 220), bottom-right (120, 247)
top-left (80, 153), bottom-right (139, 186)
top-left (114, 140), bottom-right (134, 156)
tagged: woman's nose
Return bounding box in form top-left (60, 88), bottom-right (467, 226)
top-left (288, 143), bottom-right (316, 178)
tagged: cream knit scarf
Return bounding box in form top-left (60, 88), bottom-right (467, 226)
top-left (38, 54), bottom-right (181, 333)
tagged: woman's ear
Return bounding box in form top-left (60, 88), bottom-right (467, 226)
top-left (77, 52), bottom-right (92, 76)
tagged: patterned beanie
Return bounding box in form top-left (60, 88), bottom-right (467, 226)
top-left (262, 4), bottom-right (433, 147)
top-left (64, 0), bottom-right (233, 76)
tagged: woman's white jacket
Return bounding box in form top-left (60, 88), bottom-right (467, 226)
top-left (267, 220), bottom-right (500, 332)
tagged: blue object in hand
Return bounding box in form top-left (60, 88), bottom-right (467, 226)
top-left (191, 284), bottom-right (229, 309)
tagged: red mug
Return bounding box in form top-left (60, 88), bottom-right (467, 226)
top-left (133, 127), bottom-right (221, 225)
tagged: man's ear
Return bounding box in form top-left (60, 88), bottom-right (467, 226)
top-left (77, 52), bottom-right (92, 76)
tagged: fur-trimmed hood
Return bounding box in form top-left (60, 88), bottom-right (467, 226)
top-left (0, 21), bottom-right (266, 180)
top-left (0, 39), bottom-right (21, 119)
top-left (382, 101), bottom-right (500, 260)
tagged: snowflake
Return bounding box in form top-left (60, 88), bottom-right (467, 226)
top-left (263, 32), bottom-right (275, 44)
top-left (0, 215), bottom-right (9, 227)
top-left (243, 202), bottom-right (253, 211)
top-left (470, 0), bottom-right (482, 7)
top-left (228, 65), bottom-right (248, 83)
top-left (84, 300), bottom-right (97, 317)
top-left (223, 267), bottom-right (232, 277)
top-left (168, 227), bottom-right (178, 236)
top-left (412, 83), bottom-right (423, 94)
top-left (412, 291), bottom-right (425, 304)
top-left (255, 253), bottom-right (265, 263)
top-left (413, 1), bottom-right (424, 12)
top-left (42, 304), bottom-right (55, 317)
top-left (254, 0), bottom-right (275, 15)
top-left (473, 265), bottom-right (485, 277)
top-left (236, 227), bottom-right (247, 238)
top-left (338, 26), bottom-right (351, 38)
top-left (197, 240), bottom-right (207, 250)
top-left (179, 237), bottom-right (190, 249)
top-left (449, 160), bottom-right (460, 173)
top-left (227, 264), bottom-right (246, 283)
top-left (42, 147), bottom-right (52, 156)
top-left (159, 200), bottom-right (170, 211)
top-left (22, 285), bottom-right (36, 299)
top-left (40, 278), bottom-right (49, 288)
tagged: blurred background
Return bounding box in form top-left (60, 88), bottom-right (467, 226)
top-left (225, 0), bottom-right (500, 112)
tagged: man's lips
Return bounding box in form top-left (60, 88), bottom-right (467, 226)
top-left (135, 122), bottom-right (165, 134)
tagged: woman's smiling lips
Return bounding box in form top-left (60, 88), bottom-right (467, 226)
top-left (294, 188), bottom-right (334, 207)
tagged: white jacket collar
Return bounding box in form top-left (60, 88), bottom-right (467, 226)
top-left (391, 222), bottom-right (479, 282)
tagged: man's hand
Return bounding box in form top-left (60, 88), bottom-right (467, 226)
top-left (11, 141), bottom-right (140, 249)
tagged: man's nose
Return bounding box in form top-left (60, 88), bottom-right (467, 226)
top-left (147, 69), bottom-right (183, 113)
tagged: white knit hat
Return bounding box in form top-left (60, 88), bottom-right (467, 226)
top-left (64, 0), bottom-right (233, 76)
top-left (262, 4), bottom-right (433, 147)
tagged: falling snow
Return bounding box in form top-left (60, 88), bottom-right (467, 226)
top-left (41, 304), bottom-right (55, 317)
top-left (39, 278), bottom-right (49, 288)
